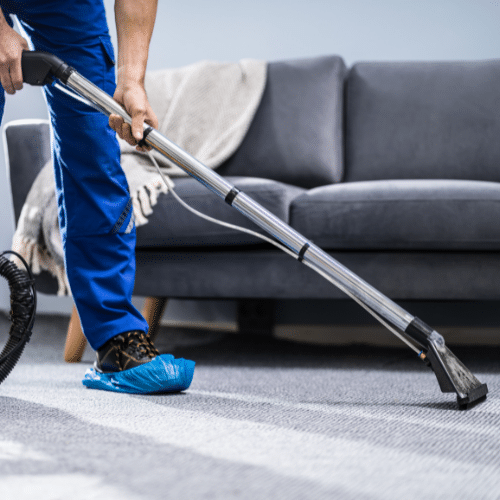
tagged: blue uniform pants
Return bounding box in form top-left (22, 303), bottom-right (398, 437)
top-left (1, 0), bottom-right (149, 349)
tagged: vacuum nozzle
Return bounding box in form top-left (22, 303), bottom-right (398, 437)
top-left (424, 341), bottom-right (488, 408)
top-left (406, 318), bottom-right (488, 408)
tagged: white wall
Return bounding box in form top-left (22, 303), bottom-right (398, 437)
top-left (145, 0), bottom-right (500, 66)
top-left (1, 0), bottom-right (499, 314)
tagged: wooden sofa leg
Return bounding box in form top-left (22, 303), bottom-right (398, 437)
top-left (64, 305), bottom-right (87, 363)
top-left (142, 296), bottom-right (168, 343)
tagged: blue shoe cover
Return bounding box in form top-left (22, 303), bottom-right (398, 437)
top-left (82, 354), bottom-right (195, 394)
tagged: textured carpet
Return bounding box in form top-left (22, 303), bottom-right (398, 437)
top-left (0, 313), bottom-right (499, 500)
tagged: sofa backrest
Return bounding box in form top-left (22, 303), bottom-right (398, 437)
top-left (4, 119), bottom-right (51, 225)
top-left (344, 60), bottom-right (500, 182)
top-left (217, 55), bottom-right (346, 189)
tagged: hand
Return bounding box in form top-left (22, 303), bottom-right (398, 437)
top-left (0, 22), bottom-right (29, 95)
top-left (109, 82), bottom-right (158, 152)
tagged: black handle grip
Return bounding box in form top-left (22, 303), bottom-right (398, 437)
top-left (21, 51), bottom-right (74, 86)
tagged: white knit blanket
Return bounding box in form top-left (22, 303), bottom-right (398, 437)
top-left (11, 59), bottom-right (267, 295)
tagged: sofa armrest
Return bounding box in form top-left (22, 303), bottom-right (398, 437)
top-left (3, 119), bottom-right (51, 226)
top-left (3, 119), bottom-right (60, 295)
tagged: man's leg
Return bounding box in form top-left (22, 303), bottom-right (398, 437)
top-left (15, 1), bottom-right (149, 351)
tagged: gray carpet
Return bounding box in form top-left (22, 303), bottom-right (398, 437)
top-left (0, 312), bottom-right (499, 500)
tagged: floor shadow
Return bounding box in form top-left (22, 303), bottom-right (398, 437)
top-left (158, 328), bottom-right (500, 374)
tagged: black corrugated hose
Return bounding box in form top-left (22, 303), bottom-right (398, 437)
top-left (0, 251), bottom-right (36, 385)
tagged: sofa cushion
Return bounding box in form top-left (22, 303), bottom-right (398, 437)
top-left (217, 55), bottom-right (346, 188)
top-left (290, 179), bottom-right (500, 250)
top-left (136, 177), bottom-right (304, 248)
top-left (344, 60), bottom-right (500, 182)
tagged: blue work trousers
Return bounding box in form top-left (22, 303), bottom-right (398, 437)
top-left (0, 0), bottom-right (149, 349)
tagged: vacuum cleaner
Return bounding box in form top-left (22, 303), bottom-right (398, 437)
top-left (20, 51), bottom-right (488, 408)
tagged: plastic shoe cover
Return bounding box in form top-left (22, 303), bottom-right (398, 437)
top-left (82, 354), bottom-right (195, 394)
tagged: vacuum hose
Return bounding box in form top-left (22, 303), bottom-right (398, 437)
top-left (0, 252), bottom-right (36, 385)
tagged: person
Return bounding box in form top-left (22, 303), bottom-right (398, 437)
top-left (0, 0), bottom-right (161, 374)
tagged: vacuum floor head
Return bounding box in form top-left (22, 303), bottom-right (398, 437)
top-left (425, 341), bottom-right (488, 408)
top-left (405, 318), bottom-right (487, 408)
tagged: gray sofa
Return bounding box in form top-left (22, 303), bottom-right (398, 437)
top-left (5, 55), bottom-right (500, 334)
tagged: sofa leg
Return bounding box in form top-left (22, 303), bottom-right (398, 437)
top-left (64, 305), bottom-right (87, 363)
top-left (142, 296), bottom-right (168, 343)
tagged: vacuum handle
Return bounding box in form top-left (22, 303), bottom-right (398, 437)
top-left (21, 51), bottom-right (74, 86)
top-left (22, 52), bottom-right (136, 131)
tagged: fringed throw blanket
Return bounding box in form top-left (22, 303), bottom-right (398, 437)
top-left (12, 59), bottom-right (267, 295)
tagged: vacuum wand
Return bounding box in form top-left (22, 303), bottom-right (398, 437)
top-left (21, 51), bottom-right (488, 408)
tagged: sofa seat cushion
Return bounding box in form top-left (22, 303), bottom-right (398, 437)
top-left (136, 176), bottom-right (304, 248)
top-left (290, 179), bottom-right (500, 250)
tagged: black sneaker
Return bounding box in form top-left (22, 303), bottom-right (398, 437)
top-left (95, 331), bottom-right (159, 373)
